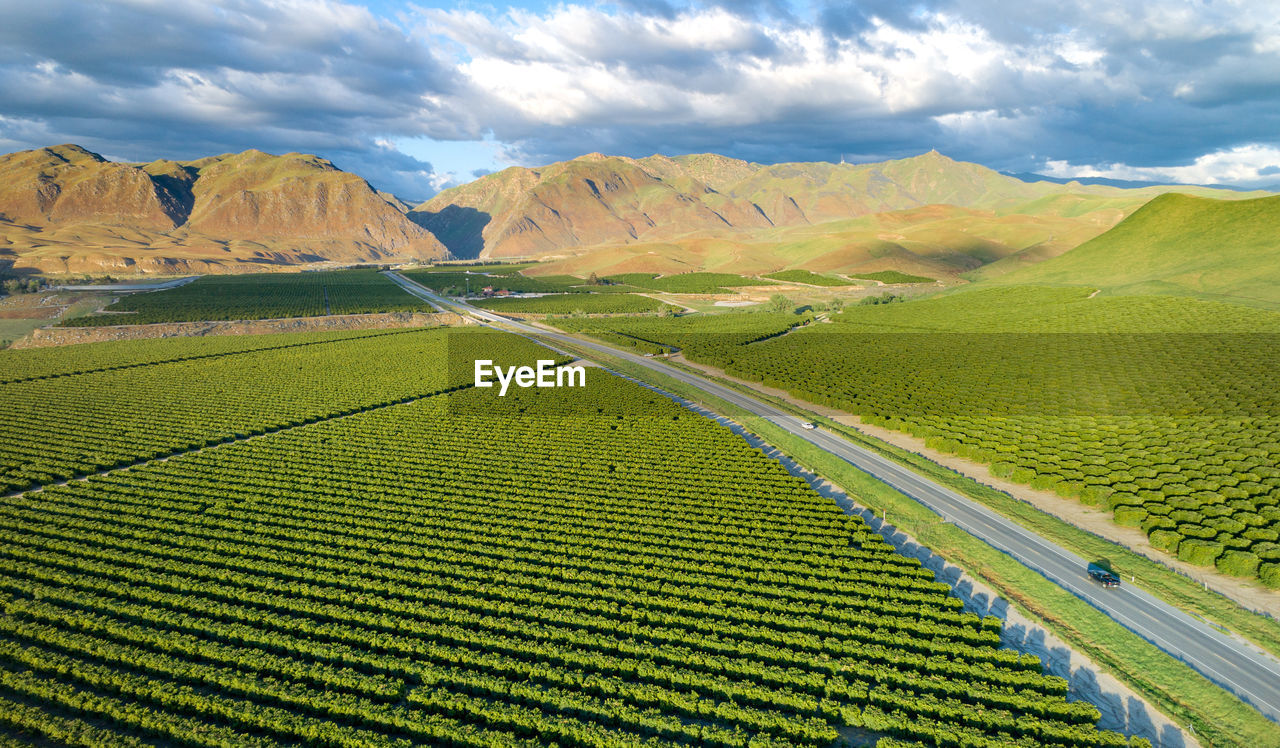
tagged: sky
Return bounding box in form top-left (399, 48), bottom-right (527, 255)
top-left (1, 0), bottom-right (1278, 200)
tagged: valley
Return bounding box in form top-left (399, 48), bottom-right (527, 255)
top-left (1, 142), bottom-right (1279, 748)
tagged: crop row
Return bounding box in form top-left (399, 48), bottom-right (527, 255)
top-left (0, 328), bottom-right (404, 384)
top-left (0, 357), bottom-right (1129, 748)
top-left (472, 293), bottom-right (673, 315)
top-left (0, 328), bottom-right (549, 492)
top-left (572, 289), bottom-right (1280, 583)
top-left (66, 270), bottom-right (429, 326)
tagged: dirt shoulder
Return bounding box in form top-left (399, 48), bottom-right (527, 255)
top-left (669, 352), bottom-right (1280, 620)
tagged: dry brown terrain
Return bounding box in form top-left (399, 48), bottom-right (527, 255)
top-left (0, 145), bottom-right (448, 275)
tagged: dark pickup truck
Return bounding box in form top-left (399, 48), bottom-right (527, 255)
top-left (1087, 563), bottom-right (1121, 588)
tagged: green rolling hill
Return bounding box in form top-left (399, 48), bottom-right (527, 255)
top-left (988, 193), bottom-right (1280, 307)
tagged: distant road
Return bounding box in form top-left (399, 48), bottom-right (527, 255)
top-left (387, 272), bottom-right (1280, 723)
top-left (54, 276), bottom-right (199, 293)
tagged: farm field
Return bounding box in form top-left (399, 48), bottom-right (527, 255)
top-left (65, 270), bottom-right (425, 325)
top-left (848, 271), bottom-right (936, 285)
top-left (400, 269), bottom-right (613, 295)
top-left (412, 262), bottom-right (540, 274)
top-left (606, 272), bottom-right (780, 293)
top-left (764, 270), bottom-right (857, 286)
top-left (403, 269), bottom-right (790, 299)
top-left (0, 328), bottom-right (396, 383)
top-left (471, 292), bottom-right (674, 315)
top-left (556, 287), bottom-right (1280, 585)
top-left (0, 328), bottom-right (537, 492)
top-left (0, 328), bottom-right (1130, 748)
top-left (554, 310), bottom-right (809, 356)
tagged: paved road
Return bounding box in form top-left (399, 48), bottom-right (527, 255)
top-left (388, 272), bottom-right (1280, 723)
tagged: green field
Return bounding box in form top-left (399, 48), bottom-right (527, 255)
top-left (608, 272), bottom-right (778, 293)
top-left (763, 270), bottom-right (855, 286)
top-left (0, 328), bottom-right (1132, 747)
top-left (991, 193), bottom-right (1280, 307)
top-left (413, 262), bottom-right (540, 275)
top-left (848, 271), bottom-right (936, 284)
top-left (559, 287), bottom-right (1280, 584)
top-left (401, 270), bottom-right (603, 295)
top-left (65, 270), bottom-right (426, 325)
top-left (554, 310), bottom-right (809, 356)
top-left (0, 328), bottom-right (394, 384)
top-left (471, 293), bottom-right (673, 315)
top-left (0, 328), bottom-right (504, 492)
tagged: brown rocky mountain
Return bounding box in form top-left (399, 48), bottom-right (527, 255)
top-left (0, 145), bottom-right (187, 230)
top-left (0, 145), bottom-right (448, 275)
top-left (410, 150), bottom-right (1268, 279)
top-left (409, 153), bottom-right (774, 260)
top-left (3, 144), bottom-right (1266, 278)
top-left (408, 150), bottom-right (1088, 260)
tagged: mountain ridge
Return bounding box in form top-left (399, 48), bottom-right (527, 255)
top-left (1, 143), bottom-right (1271, 277)
top-left (0, 145), bottom-right (449, 275)
top-left (410, 149), bottom-right (1267, 278)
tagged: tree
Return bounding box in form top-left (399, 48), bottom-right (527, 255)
top-left (768, 293), bottom-right (792, 313)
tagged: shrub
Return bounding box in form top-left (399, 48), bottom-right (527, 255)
top-left (1177, 539), bottom-right (1224, 566)
top-left (1030, 474), bottom-right (1061, 491)
top-left (1219, 534), bottom-right (1251, 550)
top-left (1079, 485), bottom-right (1113, 506)
top-left (1215, 551), bottom-right (1260, 578)
top-left (1148, 530), bottom-right (1183, 552)
top-left (1251, 542), bottom-right (1280, 561)
top-left (1114, 506), bottom-right (1147, 527)
top-left (1010, 467), bottom-right (1037, 484)
top-left (1176, 524), bottom-right (1216, 540)
top-left (1055, 481), bottom-right (1085, 498)
top-left (990, 462), bottom-right (1015, 479)
top-left (1259, 563), bottom-right (1280, 590)
top-left (1106, 492), bottom-right (1142, 510)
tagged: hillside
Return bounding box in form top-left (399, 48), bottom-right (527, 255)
top-left (0, 145), bottom-right (449, 275)
top-left (3, 143), bottom-right (1271, 281)
top-left (989, 193), bottom-right (1280, 306)
top-left (409, 153), bottom-right (774, 260)
top-left (412, 150), bottom-right (1265, 280)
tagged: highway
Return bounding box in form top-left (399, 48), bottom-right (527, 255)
top-left (387, 271), bottom-right (1280, 723)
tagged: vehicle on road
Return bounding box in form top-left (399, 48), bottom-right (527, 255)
top-left (800, 422), bottom-right (816, 430)
top-left (1087, 563), bottom-right (1121, 588)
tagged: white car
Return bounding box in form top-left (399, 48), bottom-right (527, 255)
top-left (800, 422), bottom-right (816, 430)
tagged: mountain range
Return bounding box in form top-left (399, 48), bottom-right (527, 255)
top-left (0, 144), bottom-right (1267, 278)
top-left (0, 145), bottom-right (447, 274)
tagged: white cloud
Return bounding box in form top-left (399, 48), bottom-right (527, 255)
top-left (1042, 144), bottom-right (1280, 186)
top-left (3, 0), bottom-right (1280, 194)
top-left (432, 5), bottom-right (1100, 132)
